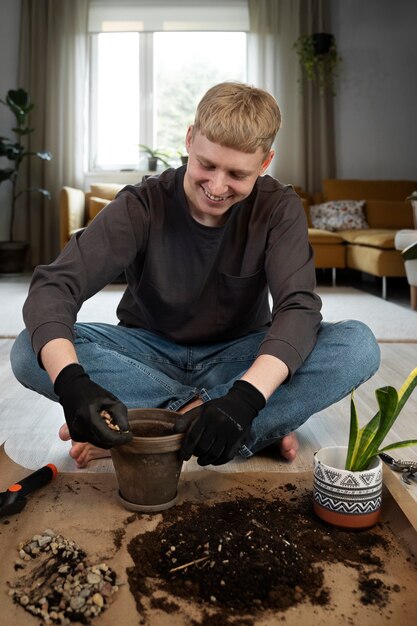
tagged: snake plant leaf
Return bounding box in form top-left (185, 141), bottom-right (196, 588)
top-left (345, 393), bottom-right (359, 469)
top-left (402, 242), bottom-right (417, 261)
top-left (369, 386), bottom-right (399, 443)
top-left (396, 367), bottom-right (417, 415)
top-left (351, 411), bottom-right (381, 468)
top-left (378, 439), bottom-right (417, 454)
top-left (344, 369), bottom-right (417, 471)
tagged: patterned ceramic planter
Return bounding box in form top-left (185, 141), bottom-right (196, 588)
top-left (313, 446), bottom-right (383, 529)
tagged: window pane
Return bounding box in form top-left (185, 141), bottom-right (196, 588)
top-left (154, 32), bottom-right (246, 159)
top-left (94, 33), bottom-right (140, 169)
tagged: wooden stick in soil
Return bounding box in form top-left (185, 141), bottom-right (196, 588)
top-left (169, 556), bottom-right (210, 573)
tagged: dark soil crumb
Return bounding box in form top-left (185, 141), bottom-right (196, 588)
top-left (126, 491), bottom-right (391, 622)
top-left (358, 575), bottom-right (390, 606)
top-left (150, 596), bottom-right (179, 612)
top-left (124, 514), bottom-right (138, 525)
top-left (113, 526), bottom-right (126, 550)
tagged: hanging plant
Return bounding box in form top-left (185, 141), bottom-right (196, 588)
top-left (294, 32), bottom-right (342, 95)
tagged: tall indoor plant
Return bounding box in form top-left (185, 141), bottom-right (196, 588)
top-left (294, 32), bottom-right (342, 95)
top-left (313, 368), bottom-right (417, 529)
top-left (0, 88), bottom-right (52, 273)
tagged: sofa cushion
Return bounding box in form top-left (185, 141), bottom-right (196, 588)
top-left (365, 200), bottom-right (414, 229)
top-left (90, 182), bottom-right (125, 201)
top-left (309, 200), bottom-right (368, 232)
top-left (338, 229), bottom-right (396, 249)
top-left (308, 229), bottom-right (345, 244)
top-left (88, 196), bottom-right (110, 220)
top-left (322, 179), bottom-right (417, 202)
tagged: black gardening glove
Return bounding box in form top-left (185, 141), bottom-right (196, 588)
top-left (174, 380), bottom-right (265, 466)
top-left (54, 363), bottom-right (133, 449)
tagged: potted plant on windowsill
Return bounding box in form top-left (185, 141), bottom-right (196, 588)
top-left (139, 145), bottom-right (171, 172)
top-left (177, 150), bottom-right (188, 166)
top-left (294, 32), bottom-right (342, 95)
top-left (313, 367), bottom-right (417, 529)
top-left (0, 88), bottom-right (52, 273)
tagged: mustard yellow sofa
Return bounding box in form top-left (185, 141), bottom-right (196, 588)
top-left (303, 179), bottom-right (417, 296)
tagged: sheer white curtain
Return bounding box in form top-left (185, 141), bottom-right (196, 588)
top-left (247, 0), bottom-right (303, 187)
top-left (247, 0), bottom-right (335, 194)
top-left (18, 0), bottom-right (88, 265)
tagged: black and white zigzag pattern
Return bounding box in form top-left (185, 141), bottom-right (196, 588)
top-left (314, 491), bottom-right (382, 515)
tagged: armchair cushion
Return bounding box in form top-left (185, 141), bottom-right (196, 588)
top-left (88, 196), bottom-right (111, 221)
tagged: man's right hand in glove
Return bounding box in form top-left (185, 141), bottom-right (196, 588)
top-left (54, 363), bottom-right (133, 449)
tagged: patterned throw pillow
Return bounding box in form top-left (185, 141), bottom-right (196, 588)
top-left (309, 200), bottom-right (368, 232)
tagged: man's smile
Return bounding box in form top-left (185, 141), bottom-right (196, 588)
top-left (202, 186), bottom-right (232, 202)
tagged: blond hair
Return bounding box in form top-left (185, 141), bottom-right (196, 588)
top-left (192, 82), bottom-right (281, 154)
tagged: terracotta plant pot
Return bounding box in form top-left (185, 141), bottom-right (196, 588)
top-left (110, 408), bottom-right (185, 513)
top-left (313, 446), bottom-right (383, 530)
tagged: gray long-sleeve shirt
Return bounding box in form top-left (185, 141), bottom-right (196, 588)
top-left (23, 167), bottom-right (322, 376)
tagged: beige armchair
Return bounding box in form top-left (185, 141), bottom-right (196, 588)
top-left (395, 230), bottom-right (417, 309)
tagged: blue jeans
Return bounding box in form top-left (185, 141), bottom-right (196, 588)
top-left (10, 321), bottom-right (380, 457)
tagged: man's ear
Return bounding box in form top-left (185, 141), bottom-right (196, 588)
top-left (185, 126), bottom-right (194, 152)
top-left (260, 150), bottom-right (274, 174)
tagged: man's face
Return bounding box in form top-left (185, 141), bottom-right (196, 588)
top-left (183, 128), bottom-right (274, 226)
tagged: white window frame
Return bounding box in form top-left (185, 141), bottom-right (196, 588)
top-left (87, 1), bottom-right (249, 176)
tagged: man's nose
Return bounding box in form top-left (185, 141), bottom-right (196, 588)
top-left (208, 171), bottom-right (228, 195)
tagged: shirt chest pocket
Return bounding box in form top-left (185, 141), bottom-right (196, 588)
top-left (216, 269), bottom-right (267, 326)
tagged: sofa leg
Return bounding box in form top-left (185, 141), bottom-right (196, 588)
top-left (331, 268), bottom-right (337, 287)
top-left (382, 276), bottom-right (387, 300)
top-left (411, 285), bottom-right (417, 310)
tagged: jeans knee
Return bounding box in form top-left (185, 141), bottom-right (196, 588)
top-left (342, 320), bottom-right (381, 377)
top-left (10, 330), bottom-right (35, 385)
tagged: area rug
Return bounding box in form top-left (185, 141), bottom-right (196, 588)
top-left (0, 278), bottom-right (415, 341)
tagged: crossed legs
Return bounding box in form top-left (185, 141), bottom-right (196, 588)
top-left (10, 320), bottom-right (379, 468)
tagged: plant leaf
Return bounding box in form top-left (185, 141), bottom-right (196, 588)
top-left (377, 439), bottom-right (417, 454)
top-left (345, 393), bottom-right (359, 469)
top-left (365, 386), bottom-right (398, 456)
top-left (352, 411), bottom-right (381, 469)
top-left (396, 367), bottom-right (417, 416)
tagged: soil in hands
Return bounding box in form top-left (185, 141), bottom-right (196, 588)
top-left (127, 486), bottom-right (395, 623)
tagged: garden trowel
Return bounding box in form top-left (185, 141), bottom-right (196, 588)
top-left (0, 463), bottom-right (58, 517)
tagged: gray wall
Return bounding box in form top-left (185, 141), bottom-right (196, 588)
top-left (332, 0), bottom-right (417, 180)
top-left (0, 0), bottom-right (21, 240)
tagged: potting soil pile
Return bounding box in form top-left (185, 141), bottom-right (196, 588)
top-left (126, 488), bottom-right (398, 624)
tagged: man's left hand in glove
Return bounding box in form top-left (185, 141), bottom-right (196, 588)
top-left (174, 380), bottom-right (265, 466)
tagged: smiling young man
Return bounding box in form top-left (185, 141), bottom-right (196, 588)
top-left (11, 82), bottom-right (380, 469)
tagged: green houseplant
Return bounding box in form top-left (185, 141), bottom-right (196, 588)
top-left (294, 32), bottom-right (342, 95)
top-left (313, 367), bottom-right (417, 529)
top-left (345, 367), bottom-right (417, 471)
top-left (0, 88), bottom-right (52, 272)
top-left (139, 144), bottom-right (171, 172)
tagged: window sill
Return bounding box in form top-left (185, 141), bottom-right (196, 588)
top-left (83, 170), bottom-right (155, 191)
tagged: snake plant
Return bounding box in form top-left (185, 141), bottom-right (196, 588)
top-left (345, 367), bottom-right (417, 471)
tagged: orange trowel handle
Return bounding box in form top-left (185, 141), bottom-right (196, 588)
top-left (6, 463), bottom-right (58, 498)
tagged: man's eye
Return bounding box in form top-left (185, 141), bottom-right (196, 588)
top-left (199, 162), bottom-right (214, 170)
top-left (231, 173), bottom-right (247, 180)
